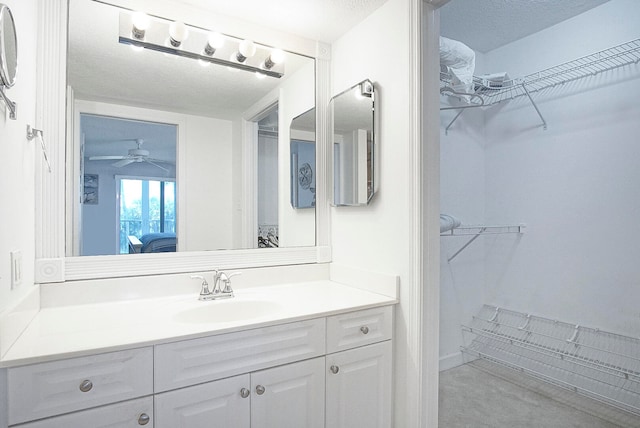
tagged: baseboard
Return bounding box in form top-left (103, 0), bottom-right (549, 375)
top-left (439, 351), bottom-right (465, 372)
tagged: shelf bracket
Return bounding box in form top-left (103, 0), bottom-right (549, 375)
top-left (447, 227), bottom-right (487, 262)
top-left (521, 83), bottom-right (547, 130)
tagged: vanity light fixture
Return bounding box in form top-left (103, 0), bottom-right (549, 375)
top-left (168, 21), bottom-right (188, 47)
top-left (119, 12), bottom-right (284, 78)
top-left (204, 32), bottom-right (224, 56)
top-left (263, 49), bottom-right (285, 70)
top-left (236, 39), bottom-right (256, 63)
top-left (131, 11), bottom-right (150, 40)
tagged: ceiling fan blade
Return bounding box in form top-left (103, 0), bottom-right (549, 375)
top-left (144, 159), bottom-right (170, 173)
top-left (146, 157), bottom-right (175, 166)
top-left (113, 158), bottom-right (136, 167)
top-left (89, 155), bottom-right (127, 161)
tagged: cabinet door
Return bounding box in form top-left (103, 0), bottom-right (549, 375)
top-left (250, 357), bottom-right (325, 428)
top-left (326, 341), bottom-right (392, 428)
top-left (154, 374), bottom-right (250, 428)
top-left (15, 396), bottom-right (153, 428)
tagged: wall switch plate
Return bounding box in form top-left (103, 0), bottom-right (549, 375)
top-left (10, 250), bottom-right (22, 289)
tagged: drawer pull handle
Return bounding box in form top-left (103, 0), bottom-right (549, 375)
top-left (138, 413), bottom-right (150, 425)
top-left (360, 326), bottom-right (370, 334)
top-left (256, 385), bottom-right (266, 395)
top-left (330, 365), bottom-right (340, 374)
top-left (240, 387), bottom-right (250, 398)
top-left (79, 379), bottom-right (93, 392)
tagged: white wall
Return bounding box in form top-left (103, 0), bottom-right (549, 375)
top-left (331, 0), bottom-right (419, 425)
top-left (483, 0), bottom-right (640, 337)
top-left (439, 105), bottom-right (486, 368)
top-left (0, 0), bottom-right (39, 356)
top-left (439, 0), bottom-right (640, 366)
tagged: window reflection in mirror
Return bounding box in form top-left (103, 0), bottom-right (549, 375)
top-left (331, 79), bottom-right (376, 206)
top-left (80, 114), bottom-right (177, 256)
top-left (67, 0), bottom-right (316, 256)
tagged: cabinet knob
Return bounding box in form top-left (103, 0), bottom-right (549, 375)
top-left (255, 385), bottom-right (266, 395)
top-left (79, 379), bottom-right (93, 392)
top-left (138, 413), bottom-right (150, 425)
top-left (360, 326), bottom-right (370, 335)
top-left (240, 387), bottom-right (250, 398)
top-left (330, 365), bottom-right (340, 374)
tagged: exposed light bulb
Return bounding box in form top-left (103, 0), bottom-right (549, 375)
top-left (236, 39), bottom-right (256, 62)
top-left (130, 44), bottom-right (144, 52)
top-left (204, 32), bottom-right (224, 56)
top-left (169, 21), bottom-right (188, 47)
top-left (131, 11), bottom-right (150, 40)
top-left (263, 49), bottom-right (285, 69)
top-left (199, 59), bottom-right (211, 67)
top-left (255, 71), bottom-right (266, 79)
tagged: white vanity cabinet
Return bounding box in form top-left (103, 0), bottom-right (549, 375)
top-left (2, 304), bottom-right (394, 428)
top-left (155, 357), bottom-right (325, 428)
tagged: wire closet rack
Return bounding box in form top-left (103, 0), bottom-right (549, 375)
top-left (441, 38), bottom-right (640, 133)
top-left (461, 305), bottom-right (640, 417)
top-left (441, 224), bottom-right (525, 262)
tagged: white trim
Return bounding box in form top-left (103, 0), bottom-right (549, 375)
top-left (64, 246), bottom-right (330, 281)
top-left (35, 0), bottom-right (67, 279)
top-left (315, 44), bottom-right (331, 248)
top-left (421, 2), bottom-right (442, 428)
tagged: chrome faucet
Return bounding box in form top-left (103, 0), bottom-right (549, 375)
top-left (191, 271), bottom-right (242, 301)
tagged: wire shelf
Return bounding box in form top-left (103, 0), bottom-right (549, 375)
top-left (441, 38), bottom-right (640, 107)
top-left (440, 224), bottom-right (525, 237)
top-left (461, 305), bottom-right (640, 416)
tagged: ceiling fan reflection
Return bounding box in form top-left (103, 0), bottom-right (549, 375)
top-left (88, 139), bottom-right (174, 173)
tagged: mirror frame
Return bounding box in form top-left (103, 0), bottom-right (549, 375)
top-left (34, 0), bottom-right (332, 283)
top-left (0, 3), bottom-right (17, 88)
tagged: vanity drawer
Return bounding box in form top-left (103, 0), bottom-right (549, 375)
top-left (154, 318), bottom-right (325, 392)
top-left (7, 347), bottom-right (153, 425)
top-left (326, 306), bottom-right (393, 353)
top-left (12, 396), bottom-right (153, 428)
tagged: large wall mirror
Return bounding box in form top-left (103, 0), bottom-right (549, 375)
top-left (331, 79), bottom-right (376, 206)
top-left (67, 0), bottom-right (316, 257)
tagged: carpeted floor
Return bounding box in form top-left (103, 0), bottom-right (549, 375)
top-left (439, 361), bottom-right (640, 428)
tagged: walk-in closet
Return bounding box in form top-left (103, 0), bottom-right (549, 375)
top-left (437, 0), bottom-right (640, 426)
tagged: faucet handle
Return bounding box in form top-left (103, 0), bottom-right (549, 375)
top-left (220, 272), bottom-right (242, 294)
top-left (191, 275), bottom-right (211, 299)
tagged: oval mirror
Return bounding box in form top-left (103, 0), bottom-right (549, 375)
top-left (0, 3), bottom-right (17, 88)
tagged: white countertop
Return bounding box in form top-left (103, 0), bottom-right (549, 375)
top-left (1, 281), bottom-right (397, 367)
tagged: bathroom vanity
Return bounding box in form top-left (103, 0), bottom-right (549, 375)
top-left (0, 280), bottom-right (396, 428)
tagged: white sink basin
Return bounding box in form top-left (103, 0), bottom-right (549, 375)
top-left (173, 299), bottom-right (283, 324)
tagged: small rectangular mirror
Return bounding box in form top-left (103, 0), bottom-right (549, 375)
top-left (290, 108), bottom-right (316, 209)
top-left (331, 79), bottom-right (376, 206)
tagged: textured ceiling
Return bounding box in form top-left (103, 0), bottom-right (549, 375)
top-left (440, 0), bottom-right (612, 53)
top-left (175, 0), bottom-right (389, 43)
